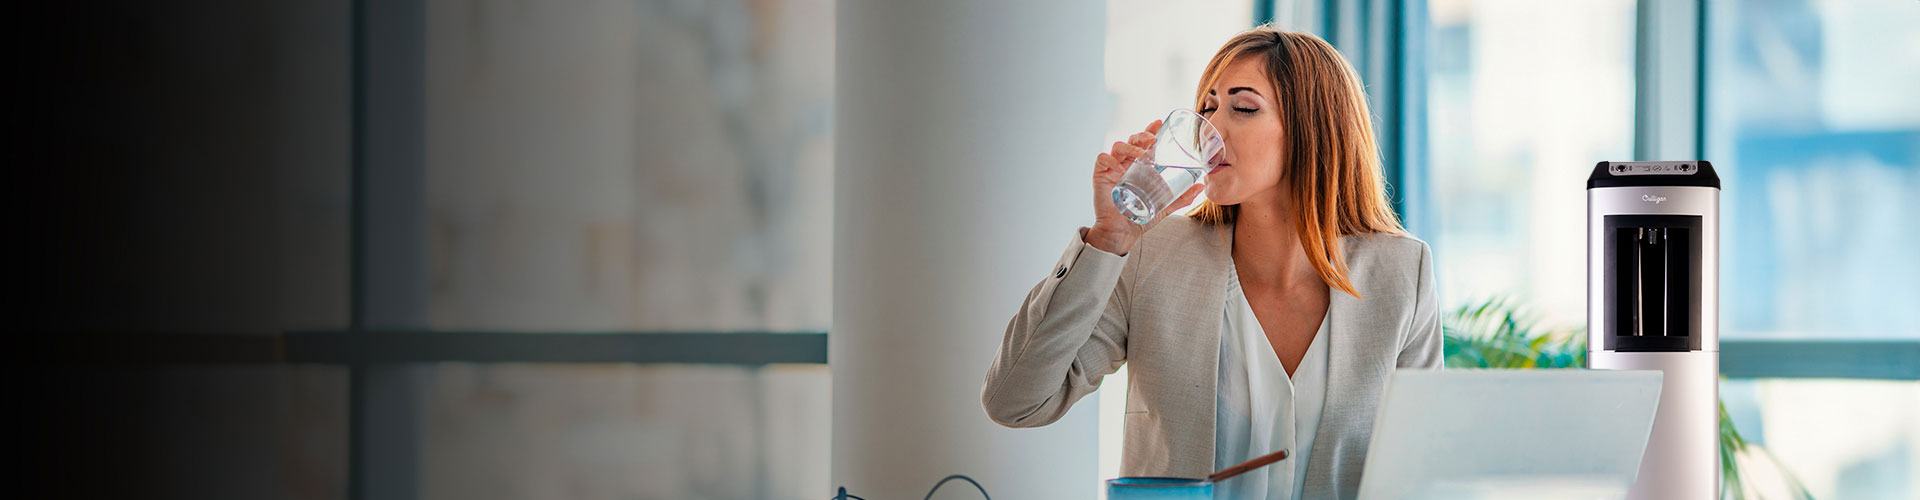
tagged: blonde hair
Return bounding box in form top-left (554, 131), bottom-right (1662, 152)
top-left (1189, 27), bottom-right (1404, 299)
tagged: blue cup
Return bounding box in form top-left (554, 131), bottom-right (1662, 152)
top-left (1106, 477), bottom-right (1212, 500)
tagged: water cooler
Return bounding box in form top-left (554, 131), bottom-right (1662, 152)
top-left (1587, 160), bottom-right (1721, 499)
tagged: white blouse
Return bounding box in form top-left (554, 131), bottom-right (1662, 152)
top-left (1213, 266), bottom-right (1330, 500)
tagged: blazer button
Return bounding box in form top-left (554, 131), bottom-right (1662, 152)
top-left (1055, 265), bottom-right (1068, 279)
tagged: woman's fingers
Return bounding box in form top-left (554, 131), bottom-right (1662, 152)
top-left (1110, 140), bottom-right (1146, 164)
top-left (1128, 134), bottom-right (1157, 154)
top-left (1095, 153), bottom-right (1128, 181)
top-left (1098, 118), bottom-right (1171, 184)
top-left (1125, 120), bottom-right (1162, 158)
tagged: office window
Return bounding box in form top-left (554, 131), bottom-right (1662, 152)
top-left (1424, 0), bottom-right (1638, 324)
top-left (1706, 2), bottom-right (1920, 498)
top-left (1720, 379), bottom-right (1920, 498)
top-left (1705, 0), bottom-right (1920, 340)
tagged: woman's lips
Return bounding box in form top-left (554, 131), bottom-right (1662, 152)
top-left (1210, 163), bottom-right (1231, 174)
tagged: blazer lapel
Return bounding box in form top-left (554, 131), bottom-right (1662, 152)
top-left (1167, 222), bottom-right (1244, 476)
top-left (1304, 241), bottom-right (1399, 498)
top-left (1181, 221), bottom-right (1234, 476)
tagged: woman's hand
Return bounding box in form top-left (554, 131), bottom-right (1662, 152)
top-left (1086, 119), bottom-right (1206, 255)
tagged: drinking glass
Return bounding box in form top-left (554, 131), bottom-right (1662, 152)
top-left (1110, 108), bottom-right (1225, 225)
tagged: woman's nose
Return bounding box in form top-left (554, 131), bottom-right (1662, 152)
top-left (1212, 125), bottom-right (1233, 158)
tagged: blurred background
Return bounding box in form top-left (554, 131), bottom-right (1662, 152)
top-left (15, 0), bottom-right (1916, 499)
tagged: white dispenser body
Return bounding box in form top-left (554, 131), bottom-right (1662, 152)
top-left (1587, 161), bottom-right (1721, 499)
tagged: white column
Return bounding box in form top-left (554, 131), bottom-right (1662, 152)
top-left (834, 1), bottom-right (1108, 499)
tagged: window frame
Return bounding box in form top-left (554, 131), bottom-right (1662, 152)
top-left (1268, 0), bottom-right (1918, 381)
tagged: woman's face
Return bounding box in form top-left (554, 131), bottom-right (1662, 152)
top-left (1198, 57), bottom-right (1284, 207)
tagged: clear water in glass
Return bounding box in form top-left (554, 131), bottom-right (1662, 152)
top-left (1111, 108), bottom-right (1224, 224)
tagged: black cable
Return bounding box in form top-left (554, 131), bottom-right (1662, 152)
top-left (923, 475), bottom-right (990, 500)
top-left (830, 474), bottom-right (991, 500)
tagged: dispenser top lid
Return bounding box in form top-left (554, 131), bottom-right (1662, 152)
top-left (1588, 161), bottom-right (1720, 189)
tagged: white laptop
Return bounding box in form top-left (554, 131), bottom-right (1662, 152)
top-left (1355, 369), bottom-right (1664, 500)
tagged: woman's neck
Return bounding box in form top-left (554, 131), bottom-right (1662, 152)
top-left (1231, 197), bottom-right (1320, 289)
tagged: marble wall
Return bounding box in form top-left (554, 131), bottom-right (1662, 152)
top-left (420, 364), bottom-right (829, 500)
top-left (424, 0), bottom-right (833, 333)
top-left (34, 0), bottom-right (837, 498)
top-left (415, 0), bottom-right (835, 498)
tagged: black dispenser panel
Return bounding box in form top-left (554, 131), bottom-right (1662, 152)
top-left (1603, 214), bottom-right (1703, 352)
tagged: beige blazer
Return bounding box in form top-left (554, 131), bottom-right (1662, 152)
top-left (981, 215), bottom-right (1443, 500)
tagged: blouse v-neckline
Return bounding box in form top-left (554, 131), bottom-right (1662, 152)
top-left (1226, 263), bottom-right (1329, 376)
top-left (1215, 261), bottom-right (1331, 500)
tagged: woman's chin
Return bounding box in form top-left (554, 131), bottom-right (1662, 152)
top-left (1202, 187), bottom-right (1238, 205)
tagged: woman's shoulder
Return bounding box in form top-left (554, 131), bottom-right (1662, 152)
top-left (1340, 231), bottom-right (1430, 258)
top-left (1338, 231), bottom-right (1433, 276)
top-left (1337, 232), bottom-right (1434, 321)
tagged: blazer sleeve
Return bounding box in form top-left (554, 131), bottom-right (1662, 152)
top-left (981, 228), bottom-right (1132, 428)
top-left (1397, 239), bottom-right (1445, 369)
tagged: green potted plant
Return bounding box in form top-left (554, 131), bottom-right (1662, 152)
top-left (1441, 297), bottom-right (1815, 499)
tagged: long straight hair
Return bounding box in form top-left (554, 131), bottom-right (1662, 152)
top-left (1189, 27), bottom-right (1404, 299)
